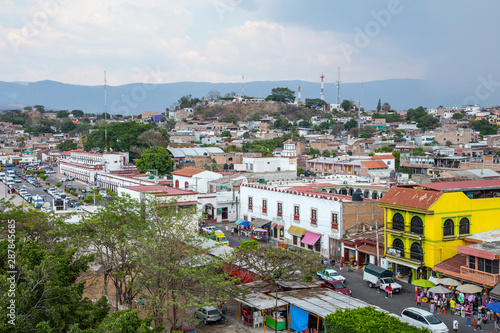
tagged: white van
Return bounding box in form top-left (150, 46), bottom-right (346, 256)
top-left (0, 172), bottom-right (5, 179)
top-left (400, 308), bottom-right (448, 333)
top-left (5, 177), bottom-right (14, 186)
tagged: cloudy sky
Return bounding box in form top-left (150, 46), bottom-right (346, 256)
top-left (1, 0), bottom-right (499, 88)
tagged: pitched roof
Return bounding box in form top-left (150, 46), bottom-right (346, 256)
top-left (171, 167), bottom-right (206, 177)
top-left (419, 179), bottom-right (500, 192)
top-left (371, 154), bottom-right (395, 159)
top-left (361, 160), bottom-right (388, 169)
top-left (378, 186), bottom-right (442, 211)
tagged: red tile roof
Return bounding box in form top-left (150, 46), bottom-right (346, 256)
top-left (361, 160), bottom-right (388, 169)
top-left (370, 154), bottom-right (395, 159)
top-left (419, 179), bottom-right (500, 192)
top-left (378, 187), bottom-right (442, 211)
top-left (120, 184), bottom-right (195, 195)
top-left (433, 254), bottom-right (466, 276)
top-left (171, 167), bottom-right (206, 177)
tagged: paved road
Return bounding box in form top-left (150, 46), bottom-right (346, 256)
top-left (207, 221), bottom-right (490, 332)
top-left (332, 265), bottom-right (490, 332)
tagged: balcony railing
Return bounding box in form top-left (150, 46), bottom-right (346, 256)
top-left (460, 266), bottom-right (500, 285)
top-left (293, 214), bottom-right (300, 221)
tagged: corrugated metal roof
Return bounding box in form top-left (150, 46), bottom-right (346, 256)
top-left (277, 289), bottom-right (384, 319)
top-left (166, 147), bottom-right (224, 158)
top-left (378, 187), bottom-right (442, 211)
top-left (166, 148), bottom-right (185, 158)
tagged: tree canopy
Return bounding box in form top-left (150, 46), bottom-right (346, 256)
top-left (324, 307), bottom-right (428, 333)
top-left (135, 146), bottom-right (174, 175)
top-left (57, 139), bottom-right (78, 151)
top-left (71, 110), bottom-right (85, 118)
top-left (305, 98), bottom-right (327, 109)
top-left (265, 87), bottom-right (295, 103)
top-left (83, 121), bottom-right (154, 158)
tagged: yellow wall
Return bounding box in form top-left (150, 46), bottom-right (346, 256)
top-left (384, 192), bottom-right (500, 273)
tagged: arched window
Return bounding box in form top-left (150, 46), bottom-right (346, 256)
top-left (175, 180), bottom-right (179, 188)
top-left (348, 188), bottom-right (354, 196)
top-left (184, 181), bottom-right (189, 189)
top-left (372, 191), bottom-right (378, 200)
top-left (410, 242), bottom-right (423, 261)
top-left (410, 216), bottom-right (424, 235)
top-left (392, 213), bottom-right (405, 231)
top-left (443, 219), bottom-right (454, 237)
top-left (364, 190), bottom-right (370, 198)
top-left (459, 218), bottom-right (470, 235)
top-left (393, 239), bottom-right (405, 258)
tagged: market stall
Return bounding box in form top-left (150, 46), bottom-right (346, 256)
top-left (234, 292), bottom-right (288, 331)
top-left (252, 228), bottom-right (268, 242)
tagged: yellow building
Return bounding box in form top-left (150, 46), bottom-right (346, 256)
top-left (378, 179), bottom-right (500, 279)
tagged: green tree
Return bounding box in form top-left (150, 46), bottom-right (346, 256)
top-left (381, 102), bottom-right (391, 111)
top-left (324, 307), bottom-right (428, 333)
top-left (341, 99), bottom-right (354, 111)
top-left (0, 240), bottom-right (110, 332)
top-left (242, 131), bottom-right (250, 139)
top-left (56, 110), bottom-right (70, 118)
top-left (177, 94), bottom-right (200, 109)
top-left (71, 110), bottom-right (85, 117)
top-left (376, 99), bottom-right (381, 112)
top-left (265, 87), bottom-right (295, 103)
top-left (298, 120), bottom-right (312, 128)
top-left (136, 198), bottom-right (237, 329)
top-left (61, 121), bottom-right (77, 133)
top-left (272, 118), bottom-right (290, 129)
top-left (252, 113), bottom-right (261, 121)
top-left (135, 146), bottom-right (174, 175)
top-left (417, 114), bottom-right (439, 130)
top-left (322, 150), bottom-right (331, 157)
top-left (57, 139), bottom-right (78, 151)
top-left (344, 119), bottom-right (358, 130)
top-left (297, 166), bottom-right (304, 176)
top-left (452, 112), bottom-right (462, 119)
top-left (83, 121), bottom-right (154, 159)
top-left (445, 140), bottom-right (452, 147)
top-left (305, 98), bottom-right (327, 109)
top-left (231, 244), bottom-right (323, 286)
top-left (221, 130), bottom-right (231, 137)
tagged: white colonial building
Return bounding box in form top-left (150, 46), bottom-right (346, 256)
top-left (239, 181), bottom-right (384, 259)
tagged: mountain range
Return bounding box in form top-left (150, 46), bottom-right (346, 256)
top-left (0, 79), bottom-right (497, 115)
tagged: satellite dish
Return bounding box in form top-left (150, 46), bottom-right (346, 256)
top-left (91, 147), bottom-right (100, 153)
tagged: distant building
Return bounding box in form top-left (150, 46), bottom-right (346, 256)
top-left (141, 111), bottom-right (159, 119)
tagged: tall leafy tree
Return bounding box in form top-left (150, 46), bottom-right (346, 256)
top-left (71, 110), bottom-right (85, 118)
top-left (265, 87), bottom-right (295, 103)
top-left (58, 139), bottom-right (78, 151)
top-left (135, 146), bottom-right (174, 175)
top-left (61, 121), bottom-right (77, 133)
top-left (305, 98), bottom-right (327, 109)
top-left (136, 198), bottom-right (237, 329)
top-left (341, 99), bottom-right (354, 111)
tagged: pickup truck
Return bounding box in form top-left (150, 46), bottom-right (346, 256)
top-left (316, 269), bottom-right (346, 283)
top-left (363, 263), bottom-right (402, 293)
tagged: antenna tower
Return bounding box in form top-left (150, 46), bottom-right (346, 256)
top-left (297, 84), bottom-right (302, 104)
top-left (242, 74), bottom-right (245, 97)
top-left (104, 71), bottom-right (107, 153)
top-left (336, 67), bottom-right (341, 105)
top-left (320, 74), bottom-right (325, 101)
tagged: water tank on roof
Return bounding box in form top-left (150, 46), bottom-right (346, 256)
top-left (374, 176), bottom-right (381, 185)
top-left (352, 189), bottom-right (363, 202)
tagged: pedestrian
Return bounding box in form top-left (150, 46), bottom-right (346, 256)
top-left (376, 278), bottom-right (381, 294)
top-left (465, 306), bottom-right (472, 326)
top-left (452, 319), bottom-right (458, 333)
top-left (388, 284), bottom-right (393, 298)
top-left (437, 298), bottom-right (442, 313)
top-left (408, 270), bottom-right (412, 284)
top-left (340, 261), bottom-right (343, 272)
top-left (416, 294), bottom-right (422, 308)
top-left (450, 298), bottom-right (456, 314)
top-left (429, 299), bottom-right (435, 314)
top-left (384, 286), bottom-right (389, 299)
top-left (331, 258), bottom-right (335, 267)
top-left (474, 316), bottom-right (483, 331)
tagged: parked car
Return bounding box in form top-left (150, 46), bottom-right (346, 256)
top-left (194, 306), bottom-right (221, 324)
top-left (363, 263), bottom-right (402, 293)
top-left (316, 269), bottom-right (346, 283)
top-left (400, 307), bottom-right (448, 333)
top-left (321, 279), bottom-right (352, 296)
top-left (14, 178), bottom-right (22, 183)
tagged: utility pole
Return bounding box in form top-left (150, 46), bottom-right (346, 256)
top-left (375, 220), bottom-right (380, 266)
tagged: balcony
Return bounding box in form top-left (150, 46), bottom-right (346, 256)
top-left (293, 214), bottom-right (300, 221)
top-left (277, 211), bottom-right (283, 217)
top-left (248, 205), bottom-right (253, 211)
top-left (460, 266), bottom-right (500, 285)
top-left (262, 207), bottom-right (267, 213)
top-left (310, 218), bottom-right (317, 225)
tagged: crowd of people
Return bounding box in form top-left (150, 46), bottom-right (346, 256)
top-left (415, 286), bottom-right (500, 331)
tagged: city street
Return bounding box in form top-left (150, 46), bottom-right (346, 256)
top-left (205, 222), bottom-right (492, 332)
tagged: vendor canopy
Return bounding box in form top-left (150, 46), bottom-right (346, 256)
top-left (301, 231), bottom-right (321, 246)
top-left (251, 218), bottom-right (272, 228)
